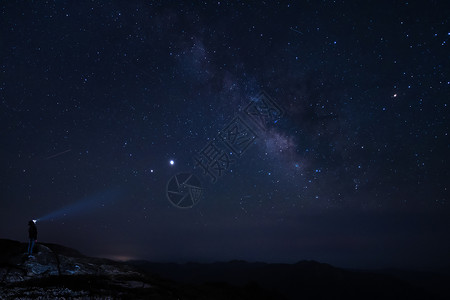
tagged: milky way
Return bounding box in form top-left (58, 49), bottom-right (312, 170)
top-left (1, 1), bottom-right (449, 269)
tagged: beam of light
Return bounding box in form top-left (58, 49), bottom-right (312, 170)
top-left (36, 187), bottom-right (124, 222)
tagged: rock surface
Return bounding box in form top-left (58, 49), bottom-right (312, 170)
top-left (0, 239), bottom-right (154, 299)
top-left (0, 239), bottom-right (280, 299)
top-left (0, 241), bottom-right (139, 282)
top-left (3, 239), bottom-right (447, 299)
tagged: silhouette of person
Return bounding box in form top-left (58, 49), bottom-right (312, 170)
top-left (28, 220), bottom-right (37, 256)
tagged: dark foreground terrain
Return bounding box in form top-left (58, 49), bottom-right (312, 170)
top-left (1, 238), bottom-right (448, 299)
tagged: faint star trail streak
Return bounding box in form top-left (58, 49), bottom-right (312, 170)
top-left (45, 149), bottom-right (72, 160)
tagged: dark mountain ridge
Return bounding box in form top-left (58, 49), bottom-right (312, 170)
top-left (129, 259), bottom-right (450, 300)
top-left (1, 238), bottom-right (449, 299)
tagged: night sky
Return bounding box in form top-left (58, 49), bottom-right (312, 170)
top-left (1, 1), bottom-right (449, 270)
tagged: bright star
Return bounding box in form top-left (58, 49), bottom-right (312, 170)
top-left (169, 160), bottom-right (174, 165)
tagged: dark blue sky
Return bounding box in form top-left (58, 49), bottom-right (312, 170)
top-left (1, 1), bottom-right (449, 269)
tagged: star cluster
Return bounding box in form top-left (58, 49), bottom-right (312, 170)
top-left (1, 1), bottom-right (449, 269)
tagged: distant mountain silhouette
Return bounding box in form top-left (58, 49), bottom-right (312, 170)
top-left (0, 239), bottom-right (281, 299)
top-left (1, 238), bottom-right (449, 299)
top-left (129, 260), bottom-right (450, 300)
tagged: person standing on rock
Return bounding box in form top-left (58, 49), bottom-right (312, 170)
top-left (28, 220), bottom-right (37, 256)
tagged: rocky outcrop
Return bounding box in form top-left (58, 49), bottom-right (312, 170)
top-left (0, 240), bottom-right (138, 283)
top-left (0, 239), bottom-right (281, 299)
top-left (0, 239), bottom-right (157, 299)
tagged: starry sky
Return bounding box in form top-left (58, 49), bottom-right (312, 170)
top-left (1, 1), bottom-right (449, 270)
